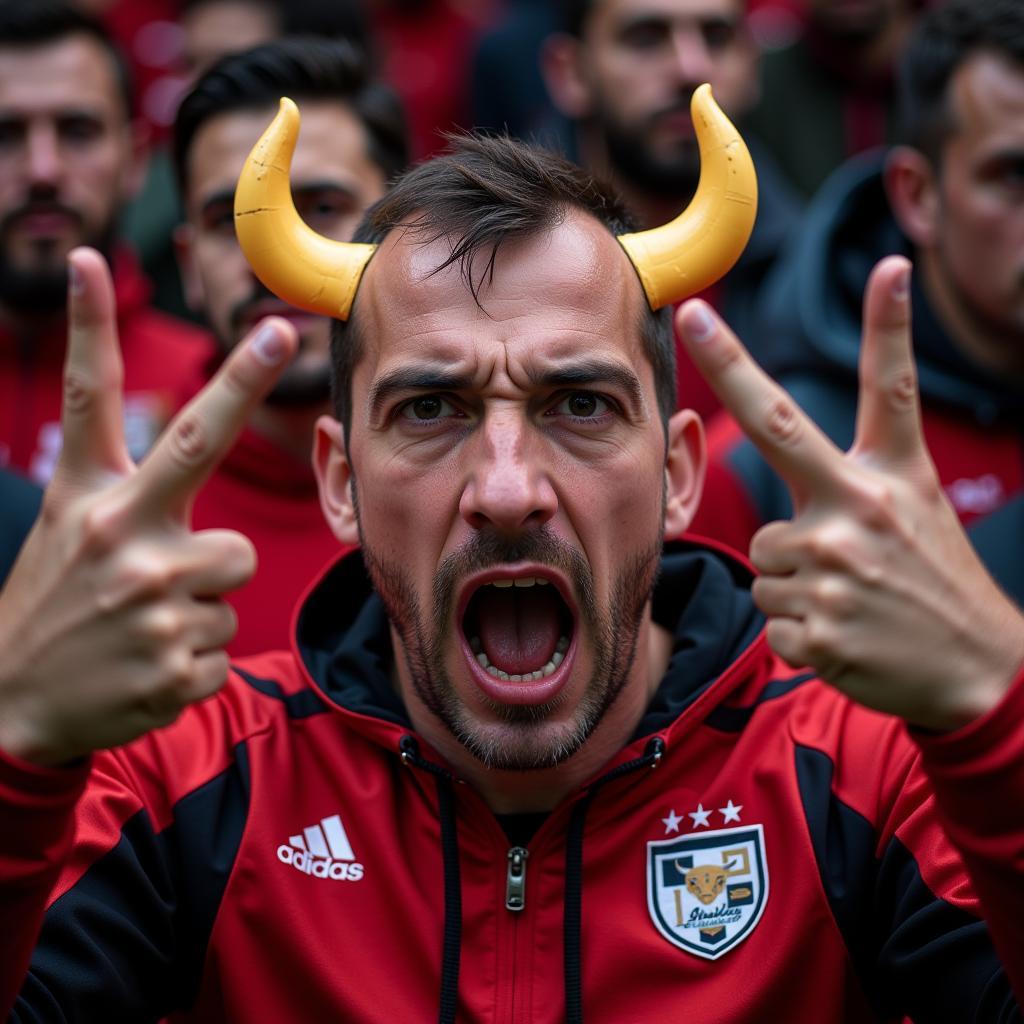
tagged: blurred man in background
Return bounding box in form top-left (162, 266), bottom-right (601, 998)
top-left (693, 0), bottom-right (1024, 606)
top-left (0, 0), bottom-right (211, 485)
top-left (171, 37), bottom-right (408, 653)
top-left (541, 0), bottom-right (802, 418)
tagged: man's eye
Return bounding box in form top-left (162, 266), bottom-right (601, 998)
top-left (620, 23), bottom-right (666, 50)
top-left (554, 392), bottom-right (610, 419)
top-left (399, 395), bottom-right (458, 421)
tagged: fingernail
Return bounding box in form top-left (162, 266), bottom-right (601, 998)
top-left (892, 264), bottom-right (911, 299)
top-left (683, 303), bottom-right (716, 342)
top-left (68, 261), bottom-right (84, 296)
top-left (252, 323), bottom-right (286, 365)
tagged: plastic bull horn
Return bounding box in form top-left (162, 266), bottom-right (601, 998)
top-left (233, 86), bottom-right (757, 320)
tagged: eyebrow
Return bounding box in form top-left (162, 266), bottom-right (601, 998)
top-left (367, 358), bottom-right (647, 420)
top-left (367, 366), bottom-right (475, 421)
top-left (529, 359), bottom-right (646, 415)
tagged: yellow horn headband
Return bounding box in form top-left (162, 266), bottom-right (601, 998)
top-left (234, 97), bottom-right (375, 320)
top-left (234, 87), bottom-right (757, 320)
top-left (617, 83), bottom-right (758, 308)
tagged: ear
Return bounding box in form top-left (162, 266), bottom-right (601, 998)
top-left (884, 146), bottom-right (941, 248)
top-left (173, 222), bottom-right (206, 314)
top-left (663, 408), bottom-right (705, 539)
top-left (540, 32), bottom-right (593, 119)
top-left (314, 414), bottom-right (360, 546)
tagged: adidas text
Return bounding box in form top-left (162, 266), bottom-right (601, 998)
top-left (277, 845), bottom-right (365, 881)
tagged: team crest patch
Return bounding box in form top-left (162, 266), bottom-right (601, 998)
top-left (647, 824), bottom-right (768, 960)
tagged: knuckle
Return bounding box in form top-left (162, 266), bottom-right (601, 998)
top-left (159, 645), bottom-right (196, 692)
top-left (805, 521), bottom-right (858, 567)
top-left (167, 414), bottom-right (209, 468)
top-left (811, 576), bottom-right (856, 618)
top-left (140, 604), bottom-right (187, 645)
top-left (883, 367), bottom-right (917, 412)
top-left (62, 371), bottom-right (98, 414)
top-left (80, 500), bottom-right (128, 556)
top-left (802, 617), bottom-right (838, 663)
top-left (762, 397), bottom-right (801, 447)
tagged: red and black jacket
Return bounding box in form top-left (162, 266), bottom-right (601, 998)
top-left (3, 544), bottom-right (1023, 1022)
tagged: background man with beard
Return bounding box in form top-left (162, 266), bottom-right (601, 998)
top-left (0, 0), bottom-right (213, 486)
top-left (540, 0), bottom-right (803, 419)
top-left (171, 38), bottom-right (408, 654)
top-left (691, 0), bottom-right (1024, 608)
top-left (0, 104), bottom-right (1023, 1018)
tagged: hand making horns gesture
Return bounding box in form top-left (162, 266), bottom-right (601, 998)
top-left (0, 249), bottom-right (298, 766)
top-left (679, 255), bottom-right (1024, 731)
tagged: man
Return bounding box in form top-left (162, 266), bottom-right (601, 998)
top-left (0, 0), bottom-right (212, 485)
top-left (747, 0), bottom-right (922, 198)
top-left (1, 90), bottom-right (1023, 1022)
top-left (171, 38), bottom-right (408, 654)
top-left (692, 0), bottom-right (1024, 607)
top-left (540, 0), bottom-right (802, 418)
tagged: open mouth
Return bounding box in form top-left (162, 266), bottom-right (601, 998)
top-left (459, 570), bottom-right (576, 701)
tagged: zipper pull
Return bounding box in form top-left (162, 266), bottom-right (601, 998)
top-left (505, 846), bottom-right (529, 912)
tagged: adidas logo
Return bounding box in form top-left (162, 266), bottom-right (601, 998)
top-left (277, 814), bottom-right (365, 882)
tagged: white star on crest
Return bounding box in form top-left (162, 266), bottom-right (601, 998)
top-left (688, 803), bottom-right (712, 828)
top-left (719, 800), bottom-right (743, 823)
top-left (661, 809), bottom-right (683, 834)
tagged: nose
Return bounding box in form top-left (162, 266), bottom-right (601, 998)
top-left (459, 407), bottom-right (557, 535)
top-left (668, 27), bottom-right (716, 88)
top-left (25, 123), bottom-right (62, 188)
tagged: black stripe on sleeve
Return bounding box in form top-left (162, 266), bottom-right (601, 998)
top-left (233, 667), bottom-right (329, 720)
top-left (794, 743), bottom-right (1019, 1022)
top-left (703, 672), bottom-right (816, 733)
top-left (12, 742), bottom-right (252, 1022)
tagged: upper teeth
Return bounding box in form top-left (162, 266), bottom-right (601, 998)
top-left (490, 577), bottom-right (549, 589)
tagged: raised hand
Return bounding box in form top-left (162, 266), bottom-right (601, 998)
top-left (678, 255), bottom-right (1024, 730)
top-left (0, 249), bottom-right (298, 766)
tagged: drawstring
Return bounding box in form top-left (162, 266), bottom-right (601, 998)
top-left (400, 735), bottom-right (462, 1024)
top-left (564, 736), bottom-right (665, 1024)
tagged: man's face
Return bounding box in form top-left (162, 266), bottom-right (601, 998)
top-left (929, 52), bottom-right (1024, 364)
top-left (335, 211), bottom-right (687, 771)
top-left (181, 101), bottom-right (387, 405)
top-left (808, 0), bottom-right (904, 43)
top-left (180, 1), bottom-right (280, 81)
top-left (575, 0), bottom-right (755, 195)
top-left (0, 34), bottom-right (136, 311)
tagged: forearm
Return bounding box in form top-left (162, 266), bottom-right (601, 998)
top-left (0, 747), bottom-right (88, 1019)
top-left (914, 663), bottom-right (1024, 1008)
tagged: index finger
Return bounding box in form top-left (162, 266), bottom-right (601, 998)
top-left (130, 317), bottom-right (298, 520)
top-left (852, 256), bottom-right (926, 467)
top-left (56, 248), bottom-right (131, 486)
top-left (676, 300), bottom-right (843, 511)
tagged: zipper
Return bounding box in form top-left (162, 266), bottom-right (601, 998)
top-left (505, 846), bottom-right (529, 911)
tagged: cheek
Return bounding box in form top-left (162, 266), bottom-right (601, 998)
top-left (74, 148), bottom-right (130, 209)
top-left (355, 448), bottom-right (459, 552)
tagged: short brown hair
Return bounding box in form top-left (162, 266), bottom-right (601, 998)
top-left (331, 132), bottom-right (675, 441)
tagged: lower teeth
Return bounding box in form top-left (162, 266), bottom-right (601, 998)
top-left (471, 636), bottom-right (570, 681)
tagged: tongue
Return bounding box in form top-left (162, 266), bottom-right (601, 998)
top-left (476, 586), bottom-right (562, 676)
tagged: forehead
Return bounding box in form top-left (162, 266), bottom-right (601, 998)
top-left (946, 51), bottom-right (1024, 154)
top-left (0, 34), bottom-right (123, 117)
top-left (587, 0), bottom-right (743, 32)
top-left (185, 100), bottom-right (378, 206)
top-left (355, 209), bottom-right (651, 379)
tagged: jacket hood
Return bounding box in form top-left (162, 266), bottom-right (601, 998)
top-left (759, 150), bottom-right (1024, 425)
top-left (294, 541), bottom-right (765, 747)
